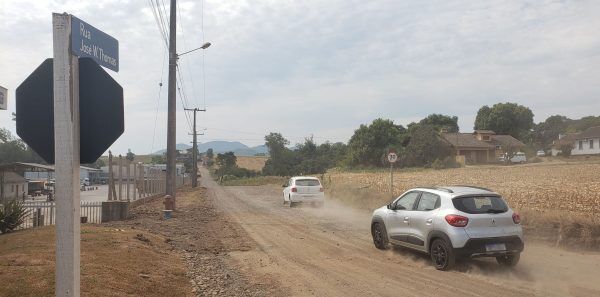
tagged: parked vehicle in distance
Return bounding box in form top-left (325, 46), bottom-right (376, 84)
top-left (371, 186), bottom-right (523, 270)
top-left (82, 178), bottom-right (90, 186)
top-left (510, 152), bottom-right (527, 163)
top-left (536, 150), bottom-right (546, 157)
top-left (282, 176), bottom-right (325, 207)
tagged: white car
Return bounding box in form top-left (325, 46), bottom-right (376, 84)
top-left (536, 150), bottom-right (546, 157)
top-left (282, 176), bottom-right (325, 207)
top-left (510, 152), bottom-right (527, 163)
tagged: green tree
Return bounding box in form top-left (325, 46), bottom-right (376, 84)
top-left (404, 125), bottom-right (454, 167)
top-left (0, 128), bottom-right (45, 164)
top-left (206, 148), bottom-right (214, 160)
top-left (263, 132), bottom-right (294, 175)
top-left (151, 154), bottom-right (166, 164)
top-left (532, 115), bottom-right (571, 149)
top-left (474, 102), bottom-right (534, 140)
top-left (215, 152), bottom-right (237, 179)
top-left (126, 149), bottom-right (135, 162)
top-left (419, 114), bottom-right (459, 133)
top-left (346, 118), bottom-right (406, 167)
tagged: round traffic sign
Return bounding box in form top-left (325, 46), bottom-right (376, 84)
top-left (387, 152), bottom-right (398, 163)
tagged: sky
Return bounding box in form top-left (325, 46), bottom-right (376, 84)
top-left (1, 0), bottom-right (600, 155)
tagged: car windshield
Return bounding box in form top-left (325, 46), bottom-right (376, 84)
top-left (295, 179), bottom-right (320, 186)
top-left (452, 196), bottom-right (508, 214)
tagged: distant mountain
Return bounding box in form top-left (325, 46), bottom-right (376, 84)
top-left (198, 141), bottom-right (248, 153)
top-left (152, 141), bottom-right (268, 156)
top-left (152, 143), bottom-right (192, 155)
top-left (249, 144), bottom-right (268, 154)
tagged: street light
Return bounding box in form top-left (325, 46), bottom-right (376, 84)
top-left (178, 42), bottom-right (211, 57)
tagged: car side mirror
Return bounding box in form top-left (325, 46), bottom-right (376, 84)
top-left (386, 204), bottom-right (391, 209)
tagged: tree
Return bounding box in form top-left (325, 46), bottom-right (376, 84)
top-left (215, 152), bottom-right (237, 179)
top-left (263, 132), bottom-right (294, 176)
top-left (532, 115), bottom-right (571, 149)
top-left (151, 154), bottom-right (166, 164)
top-left (404, 125), bottom-right (454, 167)
top-left (474, 102), bottom-right (534, 140)
top-left (206, 148), bottom-right (214, 160)
top-left (0, 128), bottom-right (45, 164)
top-left (126, 149), bottom-right (135, 162)
top-left (419, 114), bottom-right (459, 133)
top-left (346, 118), bottom-right (406, 167)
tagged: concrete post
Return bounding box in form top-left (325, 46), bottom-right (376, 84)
top-left (132, 162), bottom-right (136, 200)
top-left (118, 155), bottom-right (123, 201)
top-left (53, 13), bottom-right (81, 296)
top-left (108, 151), bottom-right (113, 201)
top-left (126, 160), bottom-right (130, 202)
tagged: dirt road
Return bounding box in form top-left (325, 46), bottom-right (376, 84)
top-left (200, 168), bottom-right (600, 297)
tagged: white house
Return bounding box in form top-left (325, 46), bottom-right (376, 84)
top-left (1, 172), bottom-right (28, 201)
top-left (553, 126), bottom-right (600, 156)
top-left (571, 126), bottom-right (600, 156)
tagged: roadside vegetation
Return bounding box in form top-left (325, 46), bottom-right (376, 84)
top-left (204, 102), bottom-right (600, 180)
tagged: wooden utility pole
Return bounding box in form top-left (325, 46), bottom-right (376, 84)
top-left (53, 13), bottom-right (81, 296)
top-left (166, 0), bottom-right (177, 208)
top-left (185, 108), bottom-right (205, 187)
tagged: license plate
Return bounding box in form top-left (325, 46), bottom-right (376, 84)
top-left (485, 243), bottom-right (506, 252)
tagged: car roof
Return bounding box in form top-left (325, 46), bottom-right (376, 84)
top-left (292, 176), bottom-right (319, 180)
top-left (413, 186), bottom-right (498, 197)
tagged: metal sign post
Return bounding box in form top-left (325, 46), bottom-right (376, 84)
top-left (387, 150), bottom-right (398, 200)
top-left (53, 13), bottom-right (81, 296)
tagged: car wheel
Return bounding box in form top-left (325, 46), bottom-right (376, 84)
top-left (496, 252), bottom-right (520, 267)
top-left (289, 195), bottom-right (294, 208)
top-left (430, 239), bottom-right (456, 271)
top-left (283, 194), bottom-right (287, 205)
top-left (371, 222), bottom-right (388, 250)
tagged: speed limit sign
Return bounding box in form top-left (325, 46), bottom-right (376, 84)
top-left (387, 152), bottom-right (398, 163)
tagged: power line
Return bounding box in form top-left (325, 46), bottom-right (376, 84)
top-left (148, 0), bottom-right (169, 49)
top-left (150, 46), bottom-right (167, 155)
top-left (176, 1), bottom-right (200, 109)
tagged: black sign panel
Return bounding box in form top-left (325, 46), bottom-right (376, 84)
top-left (16, 57), bottom-right (124, 164)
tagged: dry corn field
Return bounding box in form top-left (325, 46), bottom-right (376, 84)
top-left (326, 162), bottom-right (600, 218)
top-left (235, 156), bottom-right (268, 172)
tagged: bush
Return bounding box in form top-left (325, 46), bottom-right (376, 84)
top-left (431, 156), bottom-right (461, 170)
top-left (0, 200), bottom-right (29, 234)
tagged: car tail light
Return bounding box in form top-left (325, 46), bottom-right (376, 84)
top-left (512, 212), bottom-right (521, 224)
top-left (319, 187), bottom-right (324, 192)
top-left (291, 187), bottom-right (297, 193)
top-left (445, 215), bottom-right (469, 227)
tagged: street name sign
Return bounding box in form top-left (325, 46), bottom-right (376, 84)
top-left (0, 85), bottom-right (6, 110)
top-left (71, 15), bottom-right (119, 72)
top-left (16, 58), bottom-right (124, 164)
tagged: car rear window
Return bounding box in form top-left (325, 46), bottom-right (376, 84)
top-left (295, 179), bottom-right (321, 186)
top-left (452, 196), bottom-right (508, 214)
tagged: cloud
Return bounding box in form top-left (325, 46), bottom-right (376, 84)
top-left (1, 0), bottom-right (599, 154)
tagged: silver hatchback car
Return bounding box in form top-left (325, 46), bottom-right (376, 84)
top-left (371, 186), bottom-right (523, 270)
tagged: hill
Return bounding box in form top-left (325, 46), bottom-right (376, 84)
top-left (153, 141), bottom-right (268, 156)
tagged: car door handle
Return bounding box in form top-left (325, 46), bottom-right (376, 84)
top-left (403, 217), bottom-right (409, 223)
top-left (426, 218), bottom-right (433, 225)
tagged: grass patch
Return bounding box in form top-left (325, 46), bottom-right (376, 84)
top-left (221, 176), bottom-right (288, 186)
top-left (0, 226), bottom-right (191, 297)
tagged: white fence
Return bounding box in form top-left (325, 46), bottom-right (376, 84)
top-left (19, 201), bottom-right (102, 229)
